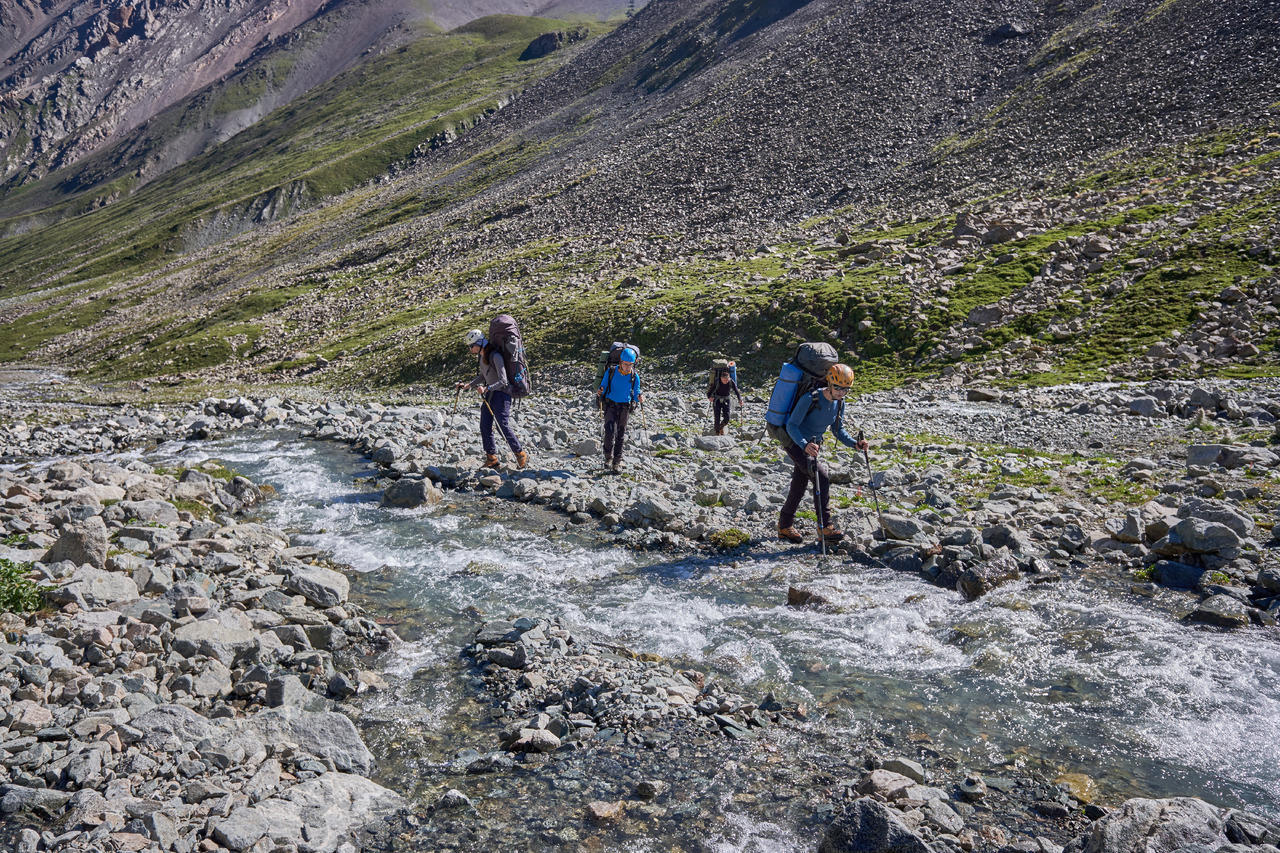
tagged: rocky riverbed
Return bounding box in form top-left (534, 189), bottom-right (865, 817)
top-left (2, 374), bottom-right (1280, 851)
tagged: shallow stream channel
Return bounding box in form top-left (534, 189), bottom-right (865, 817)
top-left (151, 430), bottom-right (1280, 850)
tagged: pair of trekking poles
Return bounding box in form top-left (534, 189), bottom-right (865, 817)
top-left (806, 429), bottom-right (883, 560)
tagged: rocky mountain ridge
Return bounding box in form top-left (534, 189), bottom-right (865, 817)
top-left (0, 0), bottom-right (633, 196)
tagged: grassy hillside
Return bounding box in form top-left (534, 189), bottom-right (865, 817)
top-left (0, 15), bottom-right (605, 295)
top-left (0, 0), bottom-right (1276, 398)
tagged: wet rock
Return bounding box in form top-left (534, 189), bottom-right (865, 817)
top-left (857, 768), bottom-right (915, 799)
top-left (821, 797), bottom-right (933, 853)
top-left (1187, 594), bottom-right (1251, 629)
top-left (1062, 797), bottom-right (1235, 853)
top-left (380, 477), bottom-right (443, 508)
top-left (587, 799), bottom-right (625, 822)
top-left (284, 563), bottom-right (350, 608)
top-left (883, 757), bottom-right (926, 784)
top-left (636, 779), bottom-right (670, 799)
top-left (1152, 560), bottom-right (1206, 590)
top-left (881, 514), bottom-right (927, 541)
top-left (958, 774), bottom-right (987, 801)
top-left (957, 553), bottom-right (1020, 600)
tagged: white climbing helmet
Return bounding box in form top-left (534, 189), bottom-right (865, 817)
top-left (463, 329), bottom-right (485, 347)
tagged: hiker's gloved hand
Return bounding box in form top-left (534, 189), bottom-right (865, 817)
top-left (804, 442), bottom-right (820, 458)
top-left (638, 394), bottom-right (645, 405)
top-left (476, 387), bottom-right (487, 397)
top-left (454, 381), bottom-right (467, 390)
top-left (855, 439), bottom-right (869, 451)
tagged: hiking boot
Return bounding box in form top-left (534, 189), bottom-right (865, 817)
top-left (715, 426), bottom-right (726, 436)
top-left (820, 525), bottom-right (844, 542)
top-left (515, 450), bottom-right (529, 469)
top-left (483, 453), bottom-right (500, 469)
top-left (611, 459), bottom-right (622, 474)
top-left (777, 526), bottom-right (804, 544)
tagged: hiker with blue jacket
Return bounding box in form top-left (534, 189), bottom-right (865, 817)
top-left (596, 346), bottom-right (644, 473)
top-left (777, 363), bottom-right (868, 544)
top-left (454, 328), bottom-right (528, 470)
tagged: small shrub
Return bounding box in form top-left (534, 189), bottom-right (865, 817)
top-left (0, 558), bottom-right (46, 613)
top-left (1133, 565), bottom-right (1155, 582)
top-left (708, 528), bottom-right (750, 550)
top-left (2, 532), bottom-right (28, 547)
top-left (1206, 570), bottom-right (1230, 585)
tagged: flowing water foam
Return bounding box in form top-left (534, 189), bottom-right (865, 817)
top-left (154, 433), bottom-right (1280, 819)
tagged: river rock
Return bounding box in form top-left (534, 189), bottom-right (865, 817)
top-left (380, 477), bottom-right (442, 508)
top-left (1152, 560), bottom-right (1206, 589)
top-left (284, 563), bottom-right (350, 608)
top-left (1063, 797), bottom-right (1236, 853)
top-left (957, 553), bottom-right (1020, 600)
top-left (215, 772), bottom-right (404, 853)
top-left (821, 796), bottom-right (933, 853)
top-left (246, 708), bottom-right (374, 774)
top-left (1168, 518), bottom-right (1240, 553)
top-left (1187, 594), bottom-right (1251, 629)
top-left (42, 516), bottom-right (108, 569)
top-left (881, 514), bottom-right (927, 541)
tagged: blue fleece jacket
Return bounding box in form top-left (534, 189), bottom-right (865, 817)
top-left (786, 389), bottom-right (859, 449)
top-left (600, 366), bottom-right (641, 404)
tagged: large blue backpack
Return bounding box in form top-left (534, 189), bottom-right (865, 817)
top-left (765, 342), bottom-right (839, 443)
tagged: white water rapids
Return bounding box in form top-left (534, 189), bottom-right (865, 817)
top-left (153, 431), bottom-right (1280, 831)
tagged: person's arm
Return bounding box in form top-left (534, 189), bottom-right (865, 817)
top-left (831, 401), bottom-right (869, 449)
top-left (786, 394), bottom-right (815, 448)
top-left (485, 352), bottom-right (510, 393)
top-left (632, 373), bottom-right (643, 404)
top-left (731, 380), bottom-right (743, 405)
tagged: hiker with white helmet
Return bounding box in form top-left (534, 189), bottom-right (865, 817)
top-left (774, 362), bottom-right (867, 544)
top-left (596, 344), bottom-right (644, 473)
top-left (455, 328), bottom-right (528, 469)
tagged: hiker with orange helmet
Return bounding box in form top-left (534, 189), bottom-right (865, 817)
top-left (777, 363), bottom-right (868, 544)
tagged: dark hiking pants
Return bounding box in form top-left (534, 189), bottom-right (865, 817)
top-left (713, 398), bottom-right (731, 433)
top-left (602, 400), bottom-right (631, 464)
top-left (480, 391), bottom-right (521, 455)
top-left (779, 441), bottom-right (831, 529)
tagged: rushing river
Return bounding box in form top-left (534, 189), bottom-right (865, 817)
top-left (152, 431), bottom-right (1280, 845)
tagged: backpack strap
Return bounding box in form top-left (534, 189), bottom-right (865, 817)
top-left (604, 367), bottom-right (615, 396)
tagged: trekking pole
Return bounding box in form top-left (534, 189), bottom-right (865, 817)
top-left (857, 430), bottom-right (884, 538)
top-left (639, 400), bottom-right (651, 457)
top-left (808, 455), bottom-right (827, 561)
top-left (440, 387), bottom-right (463, 455)
top-left (480, 391), bottom-right (506, 463)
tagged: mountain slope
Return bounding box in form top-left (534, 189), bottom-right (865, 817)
top-left (0, 0), bottom-right (1277, 392)
top-left (0, 0), bottom-right (633, 199)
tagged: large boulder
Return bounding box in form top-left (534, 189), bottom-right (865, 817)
top-left (245, 708), bottom-right (374, 774)
top-left (129, 704), bottom-right (216, 748)
top-left (1187, 595), bottom-right (1251, 629)
top-left (284, 564), bottom-right (349, 608)
top-left (1168, 518), bottom-right (1240, 553)
top-left (214, 772), bottom-right (405, 853)
top-left (1063, 797), bottom-right (1231, 853)
top-left (380, 478), bottom-right (442, 508)
top-left (956, 553), bottom-right (1021, 600)
top-left (59, 565), bottom-right (140, 607)
top-left (42, 516), bottom-right (108, 569)
top-left (172, 615), bottom-right (258, 666)
top-left (820, 797), bottom-right (934, 853)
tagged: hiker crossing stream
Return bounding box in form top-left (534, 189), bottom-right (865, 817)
top-left (142, 429), bottom-right (1280, 847)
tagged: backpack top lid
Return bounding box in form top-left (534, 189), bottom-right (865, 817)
top-left (606, 341), bottom-right (640, 364)
top-left (489, 314), bottom-right (520, 345)
top-left (793, 342), bottom-right (839, 379)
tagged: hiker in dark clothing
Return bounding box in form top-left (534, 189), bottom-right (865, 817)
top-left (596, 346), bottom-right (644, 472)
top-left (455, 328), bottom-right (528, 469)
top-left (777, 363), bottom-right (868, 544)
top-left (707, 369), bottom-right (743, 436)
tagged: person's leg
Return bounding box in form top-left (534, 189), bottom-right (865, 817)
top-left (714, 399), bottom-right (728, 433)
top-left (479, 395), bottom-right (496, 455)
top-left (779, 443), bottom-right (811, 528)
top-left (603, 402), bottom-right (618, 462)
top-left (491, 392), bottom-right (522, 453)
top-left (612, 404), bottom-right (631, 464)
top-left (815, 458), bottom-right (832, 527)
